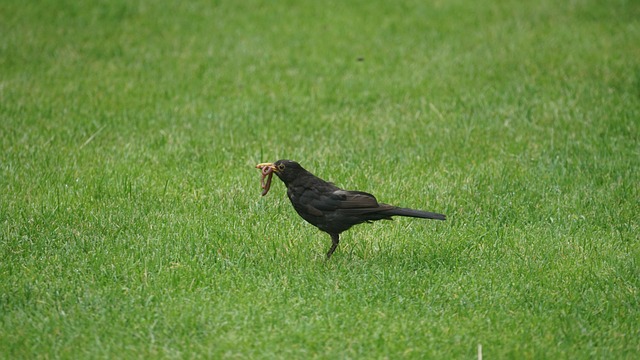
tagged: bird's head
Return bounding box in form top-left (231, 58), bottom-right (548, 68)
top-left (255, 160), bottom-right (307, 194)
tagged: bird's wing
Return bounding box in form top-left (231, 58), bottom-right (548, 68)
top-left (331, 190), bottom-right (402, 217)
top-left (331, 190), bottom-right (381, 209)
top-left (296, 189), bottom-right (376, 213)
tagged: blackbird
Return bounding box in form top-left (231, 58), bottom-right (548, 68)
top-left (256, 160), bottom-right (446, 258)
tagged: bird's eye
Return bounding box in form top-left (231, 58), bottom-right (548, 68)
top-left (277, 163), bottom-right (285, 171)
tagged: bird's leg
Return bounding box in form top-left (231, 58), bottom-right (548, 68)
top-left (326, 233), bottom-right (340, 259)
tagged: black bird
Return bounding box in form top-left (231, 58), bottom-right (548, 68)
top-left (256, 160), bottom-right (446, 258)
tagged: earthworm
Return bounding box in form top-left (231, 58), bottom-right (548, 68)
top-left (259, 166), bottom-right (274, 196)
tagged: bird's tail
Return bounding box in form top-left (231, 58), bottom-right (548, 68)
top-left (387, 207), bottom-right (446, 220)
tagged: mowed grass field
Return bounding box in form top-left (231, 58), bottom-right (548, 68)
top-left (1, 0), bottom-right (639, 358)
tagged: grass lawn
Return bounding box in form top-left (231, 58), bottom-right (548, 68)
top-left (1, 0), bottom-right (639, 358)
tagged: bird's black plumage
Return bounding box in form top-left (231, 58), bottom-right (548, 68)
top-left (257, 160), bottom-right (446, 258)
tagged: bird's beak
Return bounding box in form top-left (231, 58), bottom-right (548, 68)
top-left (256, 162), bottom-right (277, 172)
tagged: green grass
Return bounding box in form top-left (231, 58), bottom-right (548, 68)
top-left (1, 0), bottom-right (639, 358)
